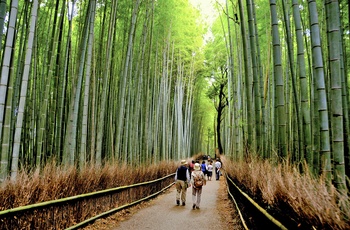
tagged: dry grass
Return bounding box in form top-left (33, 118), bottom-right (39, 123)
top-left (222, 156), bottom-right (350, 229)
top-left (0, 160), bottom-right (177, 229)
top-left (0, 161), bottom-right (177, 210)
top-left (1, 157), bottom-right (348, 229)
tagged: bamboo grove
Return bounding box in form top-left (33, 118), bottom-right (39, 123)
top-left (0, 0), bottom-right (349, 195)
top-left (0, 0), bottom-right (210, 182)
top-left (211, 0), bottom-right (349, 195)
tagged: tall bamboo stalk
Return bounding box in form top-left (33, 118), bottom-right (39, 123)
top-left (238, 0), bottom-right (253, 154)
top-left (80, 0), bottom-right (96, 168)
top-left (292, 0), bottom-right (312, 170)
top-left (11, 0), bottom-right (38, 180)
top-left (270, 0), bottom-right (287, 159)
top-left (307, 0), bottom-right (332, 184)
top-left (96, 0), bottom-right (119, 166)
top-left (325, 0), bottom-right (346, 194)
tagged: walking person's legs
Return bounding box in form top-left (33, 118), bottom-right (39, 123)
top-left (192, 188), bottom-right (203, 209)
top-left (175, 180), bottom-right (183, 205)
top-left (195, 188), bottom-right (202, 209)
top-left (180, 181), bottom-right (187, 205)
top-left (192, 188), bottom-right (197, 209)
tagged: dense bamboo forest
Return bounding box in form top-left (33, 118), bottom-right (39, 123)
top-left (0, 0), bottom-right (349, 202)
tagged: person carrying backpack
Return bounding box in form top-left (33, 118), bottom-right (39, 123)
top-left (190, 163), bottom-right (206, 210)
top-left (175, 160), bottom-right (191, 206)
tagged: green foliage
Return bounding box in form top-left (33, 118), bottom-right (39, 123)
top-left (154, 0), bottom-right (204, 59)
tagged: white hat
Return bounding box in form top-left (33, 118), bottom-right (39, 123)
top-left (194, 163), bottom-right (201, 171)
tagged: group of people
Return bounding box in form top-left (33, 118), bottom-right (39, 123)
top-left (174, 158), bottom-right (222, 210)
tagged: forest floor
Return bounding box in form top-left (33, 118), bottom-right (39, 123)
top-left (82, 174), bottom-right (244, 230)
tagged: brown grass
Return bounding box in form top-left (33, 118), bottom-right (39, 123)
top-left (1, 157), bottom-right (348, 229)
top-left (0, 160), bottom-right (177, 211)
top-left (222, 156), bottom-right (350, 229)
top-left (0, 160), bottom-right (178, 229)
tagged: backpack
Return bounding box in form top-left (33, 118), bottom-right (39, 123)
top-left (193, 175), bottom-right (203, 188)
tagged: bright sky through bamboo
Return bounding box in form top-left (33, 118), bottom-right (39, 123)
top-left (189, 0), bottom-right (223, 25)
top-left (189, 0), bottom-right (224, 43)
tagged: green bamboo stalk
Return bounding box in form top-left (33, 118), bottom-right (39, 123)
top-left (292, 0), bottom-right (312, 171)
top-left (238, 0), bottom-right (253, 154)
top-left (0, 0), bottom-right (19, 181)
top-left (270, 0), bottom-right (287, 159)
top-left (307, 0), bottom-right (332, 184)
top-left (11, 0), bottom-right (38, 180)
top-left (325, 0), bottom-right (347, 194)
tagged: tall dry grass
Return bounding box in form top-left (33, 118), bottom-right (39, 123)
top-left (222, 156), bottom-right (350, 229)
top-left (4, 156), bottom-right (348, 229)
top-left (0, 160), bottom-right (177, 211)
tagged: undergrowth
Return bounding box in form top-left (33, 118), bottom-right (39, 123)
top-left (1, 156), bottom-right (349, 229)
top-left (222, 156), bottom-right (350, 229)
top-left (0, 161), bottom-right (177, 211)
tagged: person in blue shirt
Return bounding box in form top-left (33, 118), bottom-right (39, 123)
top-left (174, 160), bottom-right (191, 206)
top-left (201, 160), bottom-right (208, 179)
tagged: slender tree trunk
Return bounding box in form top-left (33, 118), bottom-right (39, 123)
top-left (307, 0), bottom-right (332, 184)
top-left (270, 0), bottom-right (287, 159)
top-left (11, 0), bottom-right (38, 180)
top-left (53, 0), bottom-right (66, 159)
top-left (282, 0), bottom-right (301, 161)
top-left (292, 0), bottom-right (312, 170)
top-left (238, 0), bottom-right (253, 154)
top-left (224, 0), bottom-right (234, 157)
top-left (0, 0), bottom-right (18, 181)
top-left (36, 0), bottom-right (62, 167)
top-left (63, 2), bottom-right (91, 165)
top-left (0, 0), bottom-right (22, 181)
top-left (114, 0), bottom-right (139, 160)
top-left (0, 0), bottom-right (7, 56)
top-left (325, 0), bottom-right (346, 194)
top-left (96, 0), bottom-right (118, 166)
top-left (247, 0), bottom-right (261, 155)
top-left (0, 0), bottom-right (18, 144)
top-left (80, 0), bottom-right (96, 168)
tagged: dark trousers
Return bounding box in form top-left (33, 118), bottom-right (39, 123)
top-left (215, 168), bottom-right (220, 180)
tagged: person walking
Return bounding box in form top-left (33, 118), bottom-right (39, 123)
top-left (191, 163), bottom-right (206, 210)
top-left (175, 160), bottom-right (191, 206)
top-left (214, 158), bottom-right (222, 180)
top-left (189, 160), bottom-right (195, 178)
top-left (201, 160), bottom-right (208, 179)
top-left (207, 161), bottom-right (213, 181)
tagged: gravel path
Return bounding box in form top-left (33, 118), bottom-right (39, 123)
top-left (112, 177), bottom-right (231, 230)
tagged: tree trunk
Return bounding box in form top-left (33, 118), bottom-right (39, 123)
top-left (307, 0), bottom-right (332, 185)
top-left (325, 0), bottom-right (346, 195)
top-left (11, 0), bottom-right (38, 180)
top-left (270, 0), bottom-right (287, 159)
top-left (292, 0), bottom-right (312, 171)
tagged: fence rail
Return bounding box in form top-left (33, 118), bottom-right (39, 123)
top-left (0, 173), bottom-right (175, 229)
top-left (225, 173), bottom-right (288, 230)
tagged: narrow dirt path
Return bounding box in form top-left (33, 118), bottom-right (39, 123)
top-left (83, 173), bottom-right (243, 230)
